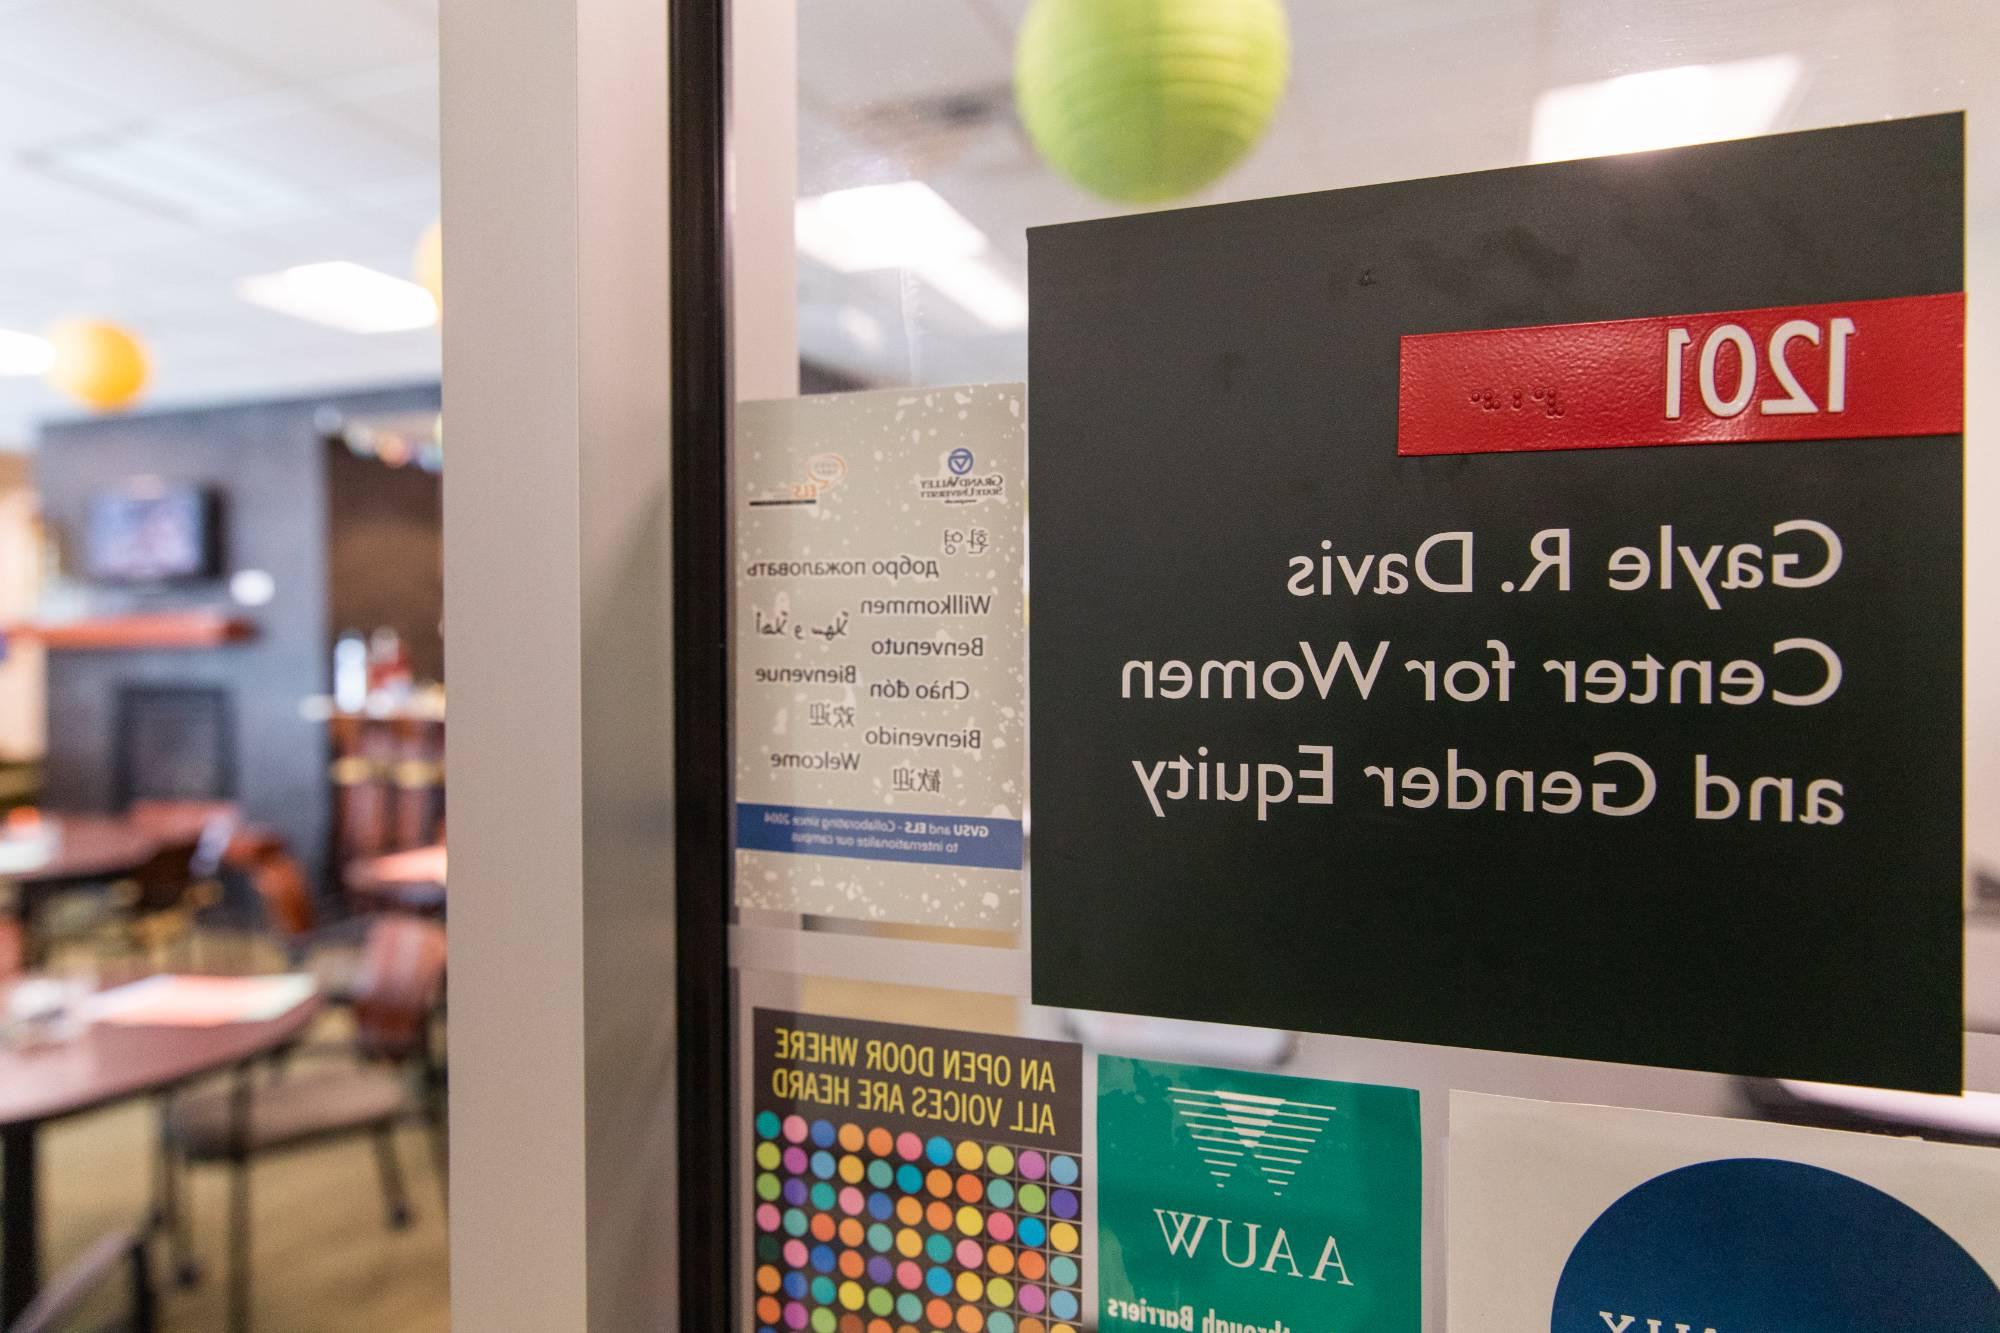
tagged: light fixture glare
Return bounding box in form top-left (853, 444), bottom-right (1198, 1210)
top-left (796, 182), bottom-right (990, 273)
top-left (0, 329), bottom-right (54, 377)
top-left (1530, 56), bottom-right (1803, 163)
top-left (237, 261), bottom-right (440, 334)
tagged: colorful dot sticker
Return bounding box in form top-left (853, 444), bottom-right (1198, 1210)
top-left (754, 1112), bottom-right (1083, 1333)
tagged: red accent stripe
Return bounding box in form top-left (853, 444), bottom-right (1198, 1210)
top-left (1397, 292), bottom-right (1964, 456)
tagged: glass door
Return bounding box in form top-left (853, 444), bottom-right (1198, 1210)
top-left (694, 3), bottom-right (2000, 1329)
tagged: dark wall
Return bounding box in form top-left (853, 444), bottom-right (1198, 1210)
top-left (327, 441), bottom-right (444, 682)
top-left (36, 383), bottom-right (440, 891)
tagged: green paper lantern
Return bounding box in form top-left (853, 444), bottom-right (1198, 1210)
top-left (1015, 0), bottom-right (1291, 204)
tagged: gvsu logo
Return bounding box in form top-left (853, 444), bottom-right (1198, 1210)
top-left (919, 449), bottom-right (1004, 505)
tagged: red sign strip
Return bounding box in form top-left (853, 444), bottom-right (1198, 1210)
top-left (1397, 292), bottom-right (1964, 456)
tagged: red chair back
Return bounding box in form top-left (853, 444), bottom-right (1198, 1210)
top-left (246, 851), bottom-right (317, 940)
top-left (351, 917), bottom-right (447, 1060)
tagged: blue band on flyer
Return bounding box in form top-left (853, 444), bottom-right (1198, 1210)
top-left (736, 803), bottom-right (1023, 870)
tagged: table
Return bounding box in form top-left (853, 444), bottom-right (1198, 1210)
top-left (0, 992), bottom-right (323, 1323)
top-left (7, 816), bottom-right (163, 888)
top-left (345, 844), bottom-right (446, 914)
top-left (3, 816), bottom-right (178, 967)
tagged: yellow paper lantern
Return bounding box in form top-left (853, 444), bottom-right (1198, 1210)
top-left (45, 319), bottom-right (150, 412)
top-left (413, 219), bottom-right (443, 321)
top-left (1015, 0), bottom-right (1291, 204)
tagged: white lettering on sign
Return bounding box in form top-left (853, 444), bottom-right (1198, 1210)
top-left (1666, 316), bottom-right (1854, 420)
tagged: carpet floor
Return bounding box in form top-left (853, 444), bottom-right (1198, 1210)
top-left (31, 1029), bottom-right (449, 1331)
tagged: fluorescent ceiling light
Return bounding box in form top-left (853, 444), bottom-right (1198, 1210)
top-left (0, 330), bottom-right (54, 377)
top-left (796, 182), bottom-right (989, 273)
top-left (1530, 56), bottom-right (1802, 164)
top-left (237, 262), bottom-right (439, 334)
top-left (798, 182), bottom-right (1028, 331)
top-left (835, 306), bottom-right (887, 353)
top-left (918, 256), bottom-right (1028, 332)
top-left (29, 133), bottom-right (309, 227)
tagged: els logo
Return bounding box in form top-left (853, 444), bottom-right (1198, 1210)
top-left (807, 452), bottom-right (847, 492)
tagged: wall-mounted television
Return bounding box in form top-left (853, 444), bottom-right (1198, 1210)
top-left (84, 483), bottom-right (221, 583)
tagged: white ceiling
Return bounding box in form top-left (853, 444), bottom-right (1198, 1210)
top-left (0, 0), bottom-right (440, 446)
top-left (0, 0), bottom-right (1991, 438)
top-left (792, 0), bottom-right (1999, 388)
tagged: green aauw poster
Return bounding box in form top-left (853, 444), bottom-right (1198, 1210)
top-left (1098, 1056), bottom-right (1420, 1332)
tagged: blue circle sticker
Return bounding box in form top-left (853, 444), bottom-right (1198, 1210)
top-left (1553, 1158), bottom-right (2000, 1331)
top-left (947, 448), bottom-right (975, 476)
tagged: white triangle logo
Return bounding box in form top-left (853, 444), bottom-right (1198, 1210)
top-left (1169, 1085), bottom-right (1336, 1198)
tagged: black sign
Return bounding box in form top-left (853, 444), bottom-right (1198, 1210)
top-left (1027, 116), bottom-right (1964, 1092)
top-left (753, 1008), bottom-right (1084, 1152)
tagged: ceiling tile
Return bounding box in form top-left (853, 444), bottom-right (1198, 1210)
top-left (335, 66), bottom-right (440, 153)
top-left (798, 0), bottom-right (1011, 110)
top-left (0, 0), bottom-right (277, 120)
top-left (797, 102), bottom-right (891, 198)
top-left (0, 0), bottom-right (442, 437)
top-left (178, 101), bottom-right (430, 194)
top-left (348, 175), bottom-right (441, 232)
top-left (0, 61), bottom-right (126, 153)
top-left (0, 172), bottom-right (227, 293)
top-left (117, 0), bottom-right (434, 86)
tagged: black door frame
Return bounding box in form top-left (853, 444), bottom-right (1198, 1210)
top-left (670, 0), bottom-right (733, 1324)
